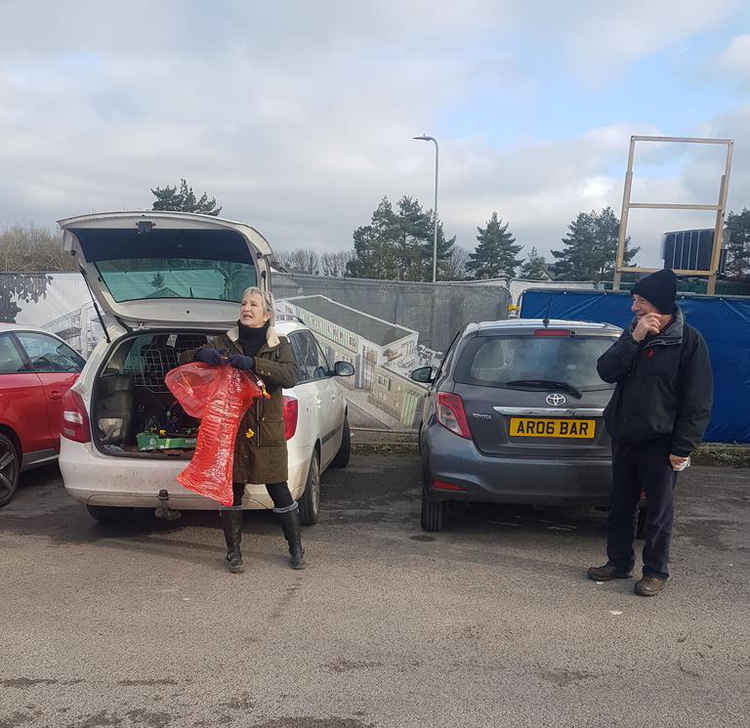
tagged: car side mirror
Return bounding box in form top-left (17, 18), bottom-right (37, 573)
top-left (410, 366), bottom-right (434, 384)
top-left (333, 361), bottom-right (355, 377)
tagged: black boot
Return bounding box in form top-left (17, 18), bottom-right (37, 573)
top-left (221, 509), bottom-right (245, 573)
top-left (276, 504), bottom-right (305, 570)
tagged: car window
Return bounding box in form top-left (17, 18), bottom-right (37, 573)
top-left (454, 335), bottom-right (617, 390)
top-left (289, 331), bottom-right (328, 383)
top-left (14, 332), bottom-right (85, 374)
top-left (0, 334), bottom-right (26, 374)
top-left (433, 330), bottom-right (461, 383)
top-left (312, 336), bottom-right (330, 372)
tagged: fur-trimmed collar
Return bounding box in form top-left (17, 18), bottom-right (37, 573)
top-left (226, 324), bottom-right (280, 349)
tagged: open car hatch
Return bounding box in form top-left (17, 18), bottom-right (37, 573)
top-left (58, 211), bottom-right (273, 330)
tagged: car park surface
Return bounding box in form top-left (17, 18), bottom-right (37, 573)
top-left (1, 456), bottom-right (749, 727)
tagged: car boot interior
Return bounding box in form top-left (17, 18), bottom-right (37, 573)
top-left (92, 331), bottom-right (212, 458)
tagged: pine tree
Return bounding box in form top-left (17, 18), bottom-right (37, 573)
top-left (519, 247), bottom-right (549, 279)
top-left (466, 212), bottom-right (523, 279)
top-left (347, 197), bottom-right (400, 279)
top-left (550, 207), bottom-right (637, 281)
top-left (347, 196), bottom-right (455, 281)
top-left (724, 208), bottom-right (750, 279)
top-left (151, 178), bottom-right (222, 216)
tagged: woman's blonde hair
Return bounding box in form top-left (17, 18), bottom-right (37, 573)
top-left (241, 287), bottom-right (275, 327)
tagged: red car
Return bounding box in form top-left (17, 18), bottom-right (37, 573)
top-left (0, 324), bottom-right (85, 506)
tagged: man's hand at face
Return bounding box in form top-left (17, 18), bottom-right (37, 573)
top-left (632, 313), bottom-right (662, 342)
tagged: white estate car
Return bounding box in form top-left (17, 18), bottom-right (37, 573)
top-left (56, 211), bottom-right (353, 524)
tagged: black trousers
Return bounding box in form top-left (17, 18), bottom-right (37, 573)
top-left (606, 440), bottom-right (677, 579)
top-left (230, 482), bottom-right (294, 509)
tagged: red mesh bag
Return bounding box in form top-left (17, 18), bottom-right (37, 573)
top-left (165, 363), bottom-right (262, 505)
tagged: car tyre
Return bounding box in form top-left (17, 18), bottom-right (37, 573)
top-left (0, 433), bottom-right (20, 508)
top-left (421, 494), bottom-right (445, 532)
top-left (298, 449), bottom-right (320, 525)
top-left (330, 416), bottom-right (351, 469)
top-left (86, 505), bottom-right (128, 524)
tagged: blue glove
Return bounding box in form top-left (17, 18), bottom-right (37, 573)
top-left (229, 354), bottom-right (254, 371)
top-left (195, 347), bottom-right (223, 366)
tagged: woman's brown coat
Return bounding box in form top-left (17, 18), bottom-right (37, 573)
top-left (181, 325), bottom-right (296, 485)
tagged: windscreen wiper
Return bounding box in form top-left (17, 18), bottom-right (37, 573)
top-left (503, 379), bottom-right (582, 399)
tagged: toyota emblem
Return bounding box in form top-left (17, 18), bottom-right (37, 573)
top-left (546, 393), bottom-right (567, 407)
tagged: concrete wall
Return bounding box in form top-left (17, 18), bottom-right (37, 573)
top-left (272, 273), bottom-right (511, 351)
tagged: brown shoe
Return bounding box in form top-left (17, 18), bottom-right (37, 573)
top-left (634, 575), bottom-right (666, 596)
top-left (587, 563), bottom-right (632, 581)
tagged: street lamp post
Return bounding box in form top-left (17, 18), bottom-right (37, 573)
top-left (412, 134), bottom-right (439, 283)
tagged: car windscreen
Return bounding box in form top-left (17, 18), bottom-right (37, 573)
top-left (454, 334), bottom-right (618, 391)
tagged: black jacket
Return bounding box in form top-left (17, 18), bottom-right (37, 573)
top-left (597, 306), bottom-right (713, 456)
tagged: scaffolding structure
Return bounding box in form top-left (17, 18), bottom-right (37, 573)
top-left (613, 135), bottom-right (734, 295)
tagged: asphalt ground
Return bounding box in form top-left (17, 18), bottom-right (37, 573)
top-left (1, 456), bottom-right (749, 728)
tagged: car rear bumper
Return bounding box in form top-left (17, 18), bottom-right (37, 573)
top-left (423, 425), bottom-right (612, 505)
top-left (59, 438), bottom-right (310, 510)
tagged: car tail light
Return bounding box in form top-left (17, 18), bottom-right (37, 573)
top-left (61, 390), bottom-right (91, 443)
top-left (282, 395), bottom-right (298, 440)
top-left (534, 329), bottom-right (571, 337)
top-left (433, 479), bottom-right (467, 492)
top-left (436, 392), bottom-right (471, 439)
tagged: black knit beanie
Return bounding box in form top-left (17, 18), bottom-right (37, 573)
top-left (631, 269), bottom-right (677, 314)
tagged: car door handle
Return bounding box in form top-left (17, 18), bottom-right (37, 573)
top-left (49, 390), bottom-right (63, 400)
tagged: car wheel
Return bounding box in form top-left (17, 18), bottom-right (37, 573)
top-left (86, 505), bottom-right (128, 524)
top-left (330, 417), bottom-right (351, 469)
top-left (421, 493), bottom-right (445, 532)
top-left (298, 449), bottom-right (320, 525)
top-left (0, 433), bottom-right (20, 508)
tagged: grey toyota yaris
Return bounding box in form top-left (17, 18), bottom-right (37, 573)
top-left (411, 319), bottom-right (622, 531)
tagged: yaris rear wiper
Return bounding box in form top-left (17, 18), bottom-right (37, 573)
top-left (503, 379), bottom-right (583, 399)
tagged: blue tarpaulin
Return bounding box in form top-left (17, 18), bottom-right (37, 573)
top-left (520, 288), bottom-right (750, 444)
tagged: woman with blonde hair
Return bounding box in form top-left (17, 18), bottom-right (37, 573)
top-left (184, 287), bottom-right (304, 572)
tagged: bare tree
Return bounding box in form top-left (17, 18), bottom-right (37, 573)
top-left (320, 251), bottom-right (354, 277)
top-left (0, 226), bottom-right (77, 272)
top-left (442, 246), bottom-right (470, 281)
top-left (274, 248), bottom-right (321, 275)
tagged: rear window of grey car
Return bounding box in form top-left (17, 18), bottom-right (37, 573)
top-left (454, 334), bottom-right (617, 390)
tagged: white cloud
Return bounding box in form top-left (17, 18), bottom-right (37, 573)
top-left (719, 34), bottom-right (750, 80)
top-left (0, 1), bottom-right (747, 271)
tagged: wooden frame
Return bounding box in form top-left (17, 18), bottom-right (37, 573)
top-left (612, 135), bottom-right (734, 295)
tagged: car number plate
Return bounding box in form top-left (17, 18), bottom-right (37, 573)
top-left (509, 418), bottom-right (596, 439)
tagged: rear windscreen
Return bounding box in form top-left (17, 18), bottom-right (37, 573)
top-left (454, 335), bottom-right (618, 390)
top-left (72, 228), bottom-right (257, 303)
top-left (95, 259), bottom-right (255, 303)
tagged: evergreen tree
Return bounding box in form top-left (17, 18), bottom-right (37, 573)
top-left (151, 178), bottom-right (222, 216)
top-left (347, 196), bottom-right (454, 281)
top-left (519, 247), bottom-right (549, 279)
top-left (550, 207), bottom-right (637, 281)
top-left (724, 208), bottom-right (750, 279)
top-left (347, 197), bottom-right (400, 279)
top-left (466, 212), bottom-right (523, 279)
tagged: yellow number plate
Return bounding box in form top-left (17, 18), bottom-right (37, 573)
top-left (509, 418), bottom-right (596, 439)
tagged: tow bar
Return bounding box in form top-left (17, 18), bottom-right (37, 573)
top-left (155, 489), bottom-right (181, 521)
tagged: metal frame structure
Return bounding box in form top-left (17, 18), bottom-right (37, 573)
top-left (613, 135), bottom-right (734, 295)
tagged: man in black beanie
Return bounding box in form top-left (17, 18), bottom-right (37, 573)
top-left (587, 269), bottom-right (713, 596)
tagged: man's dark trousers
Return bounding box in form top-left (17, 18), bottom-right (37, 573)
top-left (606, 439), bottom-right (677, 579)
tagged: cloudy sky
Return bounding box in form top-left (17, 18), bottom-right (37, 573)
top-left (2, 0), bottom-right (748, 267)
